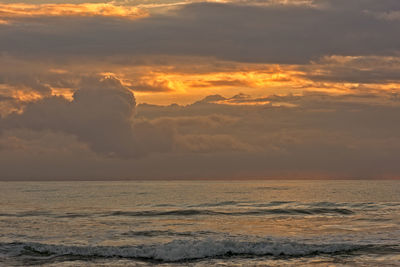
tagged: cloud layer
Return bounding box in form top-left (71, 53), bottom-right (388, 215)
top-left (1, 0), bottom-right (400, 179)
top-left (1, 0), bottom-right (399, 63)
top-left (1, 84), bottom-right (400, 179)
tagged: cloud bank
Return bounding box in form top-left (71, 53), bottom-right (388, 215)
top-left (1, 0), bottom-right (399, 63)
top-left (1, 83), bottom-right (400, 179)
top-left (1, 0), bottom-right (400, 179)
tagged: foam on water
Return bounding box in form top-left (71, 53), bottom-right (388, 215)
top-left (0, 238), bottom-right (385, 263)
top-left (1, 181), bottom-right (399, 266)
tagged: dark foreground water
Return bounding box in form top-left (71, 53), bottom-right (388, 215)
top-left (0, 180), bottom-right (399, 266)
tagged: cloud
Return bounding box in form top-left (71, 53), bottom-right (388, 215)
top-left (1, 1), bottom-right (399, 64)
top-left (301, 56), bottom-right (400, 84)
top-left (0, 3), bottom-right (147, 23)
top-left (175, 134), bottom-right (253, 153)
top-left (1, 1), bottom-right (400, 105)
top-left (1, 76), bottom-right (174, 158)
top-left (1, 0), bottom-right (400, 179)
top-left (2, 91), bottom-right (400, 179)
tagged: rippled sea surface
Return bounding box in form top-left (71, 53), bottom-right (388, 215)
top-left (0, 180), bottom-right (399, 266)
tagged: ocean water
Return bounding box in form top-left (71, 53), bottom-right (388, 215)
top-left (0, 180), bottom-right (399, 266)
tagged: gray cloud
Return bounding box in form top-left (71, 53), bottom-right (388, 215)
top-left (0, 1), bottom-right (399, 64)
top-left (2, 91), bottom-right (400, 179)
top-left (1, 76), bottom-right (174, 158)
top-left (1, 0), bottom-right (399, 98)
top-left (300, 56), bottom-right (400, 84)
top-left (1, 0), bottom-right (400, 180)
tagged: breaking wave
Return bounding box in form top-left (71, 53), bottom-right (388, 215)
top-left (0, 238), bottom-right (385, 263)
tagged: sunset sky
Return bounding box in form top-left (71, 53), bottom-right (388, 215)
top-left (1, 0), bottom-right (400, 179)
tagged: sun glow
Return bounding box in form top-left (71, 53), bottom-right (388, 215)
top-left (0, 3), bottom-right (148, 22)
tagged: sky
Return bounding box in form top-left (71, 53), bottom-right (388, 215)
top-left (0, 0), bottom-right (400, 180)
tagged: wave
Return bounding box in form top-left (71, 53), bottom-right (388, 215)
top-left (0, 238), bottom-right (384, 263)
top-left (254, 186), bottom-right (291, 191)
top-left (121, 230), bottom-right (215, 237)
top-left (0, 211), bottom-right (53, 217)
top-left (0, 207), bottom-right (354, 219)
top-left (189, 201), bottom-right (241, 207)
top-left (0, 211), bottom-right (90, 218)
top-left (108, 208), bottom-right (354, 217)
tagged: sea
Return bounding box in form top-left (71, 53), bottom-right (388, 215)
top-left (0, 180), bottom-right (399, 266)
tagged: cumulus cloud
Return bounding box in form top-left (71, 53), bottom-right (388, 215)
top-left (1, 76), bottom-right (173, 158)
top-left (1, 91), bottom-right (400, 179)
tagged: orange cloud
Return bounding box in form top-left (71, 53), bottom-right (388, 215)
top-left (0, 3), bottom-right (147, 21)
top-left (126, 67), bottom-right (311, 103)
top-left (3, 54), bottom-right (400, 108)
top-left (86, 61), bottom-right (400, 105)
top-left (11, 89), bottom-right (42, 102)
top-left (127, 67), bottom-right (301, 90)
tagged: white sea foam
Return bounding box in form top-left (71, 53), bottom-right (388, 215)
top-left (0, 238), bottom-right (369, 262)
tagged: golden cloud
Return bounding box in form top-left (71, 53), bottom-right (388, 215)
top-left (0, 3), bottom-right (148, 21)
top-left (3, 53), bottom-right (400, 108)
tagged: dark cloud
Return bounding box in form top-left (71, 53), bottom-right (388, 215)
top-left (1, 0), bottom-right (400, 179)
top-left (1, 76), bottom-right (174, 158)
top-left (2, 91), bottom-right (400, 179)
top-left (0, 56), bottom-right (78, 99)
top-left (301, 56), bottom-right (400, 84)
top-left (0, 1), bottom-right (399, 64)
top-left (0, 95), bottom-right (14, 102)
top-left (1, 0), bottom-right (399, 97)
